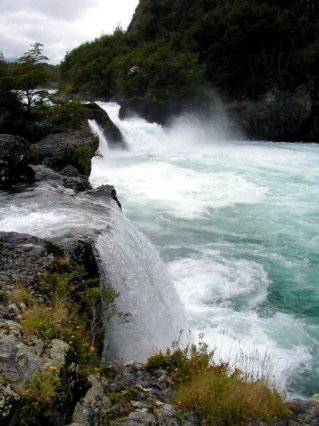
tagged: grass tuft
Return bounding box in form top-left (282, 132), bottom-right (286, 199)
top-left (174, 365), bottom-right (289, 425)
top-left (148, 338), bottom-right (290, 425)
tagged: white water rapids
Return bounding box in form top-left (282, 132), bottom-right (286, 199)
top-left (90, 102), bottom-right (319, 399)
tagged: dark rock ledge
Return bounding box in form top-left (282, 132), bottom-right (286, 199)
top-left (0, 101), bottom-right (126, 192)
top-left (85, 102), bottom-right (127, 150)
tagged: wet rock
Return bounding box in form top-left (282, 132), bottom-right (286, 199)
top-left (71, 375), bottom-right (111, 426)
top-left (32, 164), bottom-right (91, 192)
top-left (85, 184), bottom-right (122, 210)
top-left (34, 123), bottom-right (98, 176)
top-left (85, 102), bottom-right (127, 149)
top-left (226, 89), bottom-right (313, 141)
top-left (0, 134), bottom-right (35, 188)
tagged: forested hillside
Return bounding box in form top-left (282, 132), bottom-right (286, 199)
top-left (60, 0), bottom-right (319, 103)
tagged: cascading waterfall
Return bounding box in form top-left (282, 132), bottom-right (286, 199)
top-left (0, 180), bottom-right (188, 362)
top-left (97, 203), bottom-right (188, 362)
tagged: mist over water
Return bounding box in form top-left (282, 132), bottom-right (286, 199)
top-left (91, 102), bottom-right (319, 398)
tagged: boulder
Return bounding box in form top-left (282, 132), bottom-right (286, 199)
top-left (0, 134), bottom-right (35, 188)
top-left (71, 375), bottom-right (111, 426)
top-left (0, 321), bottom-right (72, 384)
top-left (0, 231), bottom-right (99, 291)
top-left (85, 102), bottom-right (127, 149)
top-left (34, 123), bottom-right (98, 176)
top-left (85, 184), bottom-right (122, 210)
top-left (0, 232), bottom-right (60, 296)
top-left (119, 97), bottom-right (172, 125)
top-left (0, 319), bottom-right (77, 424)
top-left (31, 164), bottom-right (91, 192)
top-left (226, 89), bottom-right (313, 141)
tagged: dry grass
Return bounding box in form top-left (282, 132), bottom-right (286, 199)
top-left (21, 293), bottom-right (69, 340)
top-left (148, 341), bottom-right (290, 425)
top-left (174, 365), bottom-right (289, 425)
top-left (10, 282), bottom-right (34, 305)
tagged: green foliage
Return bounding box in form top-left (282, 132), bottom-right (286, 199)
top-left (16, 372), bottom-right (61, 426)
top-left (60, 28), bottom-right (204, 101)
top-left (10, 43), bottom-right (52, 112)
top-left (0, 55), bottom-right (27, 133)
top-left (72, 143), bottom-right (96, 175)
top-left (174, 368), bottom-right (289, 425)
top-left (147, 335), bottom-right (213, 382)
top-left (60, 0), bottom-right (319, 100)
top-left (22, 261), bottom-right (129, 377)
top-left (18, 42), bottom-right (49, 65)
top-left (47, 94), bottom-right (88, 129)
top-left (0, 43), bottom-right (59, 136)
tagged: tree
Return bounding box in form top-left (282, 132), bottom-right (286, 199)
top-left (12, 43), bottom-right (50, 112)
top-left (18, 42), bottom-right (48, 65)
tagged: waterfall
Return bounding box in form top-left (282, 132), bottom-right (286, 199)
top-left (97, 203), bottom-right (188, 362)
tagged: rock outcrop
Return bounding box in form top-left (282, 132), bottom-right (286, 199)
top-left (85, 102), bottom-right (127, 149)
top-left (0, 231), bottom-right (99, 425)
top-left (226, 88), bottom-right (314, 142)
top-left (119, 97), bottom-right (174, 125)
top-left (31, 164), bottom-right (91, 192)
top-left (118, 89), bottom-right (319, 142)
top-left (33, 123), bottom-right (98, 176)
top-left (0, 134), bottom-right (35, 188)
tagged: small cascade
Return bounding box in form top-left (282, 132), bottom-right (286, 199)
top-left (97, 204), bottom-right (188, 362)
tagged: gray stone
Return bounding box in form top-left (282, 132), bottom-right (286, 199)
top-left (72, 375), bottom-right (111, 426)
top-left (34, 124), bottom-right (98, 176)
top-left (0, 134), bottom-right (35, 188)
top-left (31, 164), bottom-right (91, 192)
top-left (0, 321), bottom-right (71, 384)
top-left (0, 383), bottom-right (20, 419)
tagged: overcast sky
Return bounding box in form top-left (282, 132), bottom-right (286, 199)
top-left (0, 0), bottom-right (139, 64)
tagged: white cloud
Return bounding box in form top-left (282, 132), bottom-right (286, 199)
top-left (0, 0), bottom-right (139, 63)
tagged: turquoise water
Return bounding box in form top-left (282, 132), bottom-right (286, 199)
top-left (90, 103), bottom-right (319, 398)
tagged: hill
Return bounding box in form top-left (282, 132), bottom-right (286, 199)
top-left (60, 0), bottom-right (319, 140)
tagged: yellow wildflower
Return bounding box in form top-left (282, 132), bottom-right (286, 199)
top-left (48, 366), bottom-right (57, 372)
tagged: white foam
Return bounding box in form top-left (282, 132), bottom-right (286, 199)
top-left (169, 253), bottom-right (269, 310)
top-left (193, 312), bottom-right (313, 394)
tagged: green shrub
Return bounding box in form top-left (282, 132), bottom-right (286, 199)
top-left (47, 98), bottom-right (87, 129)
top-left (147, 335), bottom-right (212, 382)
top-left (72, 143), bottom-right (96, 175)
top-left (16, 372), bottom-right (61, 426)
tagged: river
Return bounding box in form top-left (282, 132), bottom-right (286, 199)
top-left (90, 102), bottom-right (319, 399)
